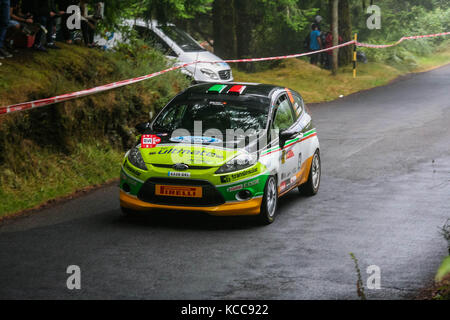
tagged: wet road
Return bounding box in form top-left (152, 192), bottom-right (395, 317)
top-left (1, 65), bottom-right (450, 299)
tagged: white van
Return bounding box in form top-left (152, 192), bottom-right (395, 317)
top-left (95, 19), bottom-right (233, 83)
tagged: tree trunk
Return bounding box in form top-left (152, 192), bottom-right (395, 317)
top-left (234, 0), bottom-right (255, 71)
top-left (332, 0), bottom-right (339, 75)
top-left (338, 0), bottom-right (352, 65)
top-left (212, 0), bottom-right (237, 59)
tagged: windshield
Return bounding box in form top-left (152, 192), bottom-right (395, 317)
top-left (153, 99), bottom-right (269, 136)
top-left (157, 25), bottom-right (205, 52)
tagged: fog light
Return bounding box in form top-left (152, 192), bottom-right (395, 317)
top-left (236, 189), bottom-right (252, 201)
top-left (122, 183), bottom-right (131, 193)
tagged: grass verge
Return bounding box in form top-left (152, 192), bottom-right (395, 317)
top-left (0, 42), bottom-right (189, 218)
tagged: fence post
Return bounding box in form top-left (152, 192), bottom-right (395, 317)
top-left (353, 33), bottom-right (358, 78)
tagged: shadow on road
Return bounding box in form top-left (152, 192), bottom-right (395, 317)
top-left (108, 190), bottom-right (306, 231)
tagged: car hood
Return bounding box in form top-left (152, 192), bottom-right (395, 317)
top-left (140, 144), bottom-right (240, 167)
top-left (178, 51), bottom-right (230, 69)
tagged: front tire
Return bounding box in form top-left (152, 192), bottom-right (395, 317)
top-left (121, 206), bottom-right (138, 217)
top-left (299, 149), bottom-right (321, 196)
top-left (257, 176), bottom-right (278, 224)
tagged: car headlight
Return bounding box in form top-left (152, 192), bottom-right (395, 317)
top-left (200, 68), bottom-right (219, 80)
top-left (216, 153), bottom-right (257, 174)
top-left (127, 147), bottom-right (148, 171)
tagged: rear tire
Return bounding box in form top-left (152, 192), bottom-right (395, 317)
top-left (299, 149), bottom-right (321, 196)
top-left (257, 176), bottom-right (278, 225)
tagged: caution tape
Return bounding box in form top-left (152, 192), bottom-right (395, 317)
top-left (1, 31), bottom-right (449, 116)
top-left (356, 31), bottom-right (450, 48)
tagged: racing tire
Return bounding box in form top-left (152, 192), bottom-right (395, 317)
top-left (299, 149), bottom-right (321, 196)
top-left (257, 175), bottom-right (278, 225)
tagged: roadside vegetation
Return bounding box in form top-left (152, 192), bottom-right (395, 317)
top-left (0, 42), bottom-right (189, 218)
top-left (431, 220), bottom-right (450, 300)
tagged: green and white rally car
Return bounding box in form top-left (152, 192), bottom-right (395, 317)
top-left (120, 83), bottom-right (320, 224)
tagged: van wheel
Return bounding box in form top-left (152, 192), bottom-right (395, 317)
top-left (257, 176), bottom-right (278, 224)
top-left (299, 150), bottom-right (321, 196)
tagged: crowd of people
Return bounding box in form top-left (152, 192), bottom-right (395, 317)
top-left (306, 15), bottom-right (343, 70)
top-left (0, 0), bottom-right (103, 61)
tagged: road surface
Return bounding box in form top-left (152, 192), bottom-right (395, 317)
top-left (1, 65), bottom-right (450, 299)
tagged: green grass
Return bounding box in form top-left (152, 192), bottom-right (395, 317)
top-left (0, 43), bottom-right (189, 218)
top-left (233, 46), bottom-right (450, 104)
top-left (0, 143), bottom-right (122, 217)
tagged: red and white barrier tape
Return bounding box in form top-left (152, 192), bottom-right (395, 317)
top-left (1, 31), bottom-right (449, 116)
top-left (356, 31), bottom-right (450, 48)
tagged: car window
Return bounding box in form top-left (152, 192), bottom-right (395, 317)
top-left (292, 93), bottom-right (304, 119)
top-left (273, 95), bottom-right (295, 131)
top-left (154, 105), bottom-right (187, 131)
top-left (133, 25), bottom-right (177, 57)
top-left (152, 99), bottom-right (268, 135)
top-left (157, 25), bottom-right (205, 52)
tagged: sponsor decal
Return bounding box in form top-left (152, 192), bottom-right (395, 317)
top-left (245, 179), bottom-right (259, 187)
top-left (170, 136), bottom-right (222, 144)
top-left (280, 181), bottom-right (287, 192)
top-left (227, 179), bottom-right (260, 193)
top-left (286, 149), bottom-right (294, 160)
top-left (124, 162), bottom-right (142, 176)
top-left (168, 171), bottom-right (191, 178)
top-left (227, 184), bottom-right (243, 192)
top-left (141, 134), bottom-right (161, 148)
top-left (156, 147), bottom-right (224, 159)
top-left (156, 185), bottom-right (202, 198)
top-left (220, 167), bottom-right (258, 183)
top-left (281, 150), bottom-right (286, 164)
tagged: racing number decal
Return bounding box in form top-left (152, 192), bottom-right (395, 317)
top-left (141, 134), bottom-right (161, 148)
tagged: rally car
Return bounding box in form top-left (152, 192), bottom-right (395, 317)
top-left (120, 83), bottom-right (320, 224)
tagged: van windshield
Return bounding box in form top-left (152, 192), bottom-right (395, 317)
top-left (157, 25), bottom-right (206, 52)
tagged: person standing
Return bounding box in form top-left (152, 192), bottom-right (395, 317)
top-left (0, 0), bottom-right (12, 58)
top-left (24, 0), bottom-right (60, 51)
top-left (57, 0), bottom-right (79, 44)
top-left (309, 23), bottom-right (321, 65)
top-left (324, 28), bottom-right (342, 70)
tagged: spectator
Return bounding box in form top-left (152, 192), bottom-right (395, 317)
top-left (57, 0), bottom-right (79, 44)
top-left (324, 28), bottom-right (343, 70)
top-left (23, 0), bottom-right (60, 51)
top-left (0, 0), bottom-right (12, 59)
top-left (314, 15), bottom-right (323, 31)
top-left (80, 1), bottom-right (102, 48)
top-left (7, 0), bottom-right (33, 45)
top-left (309, 23), bottom-right (321, 65)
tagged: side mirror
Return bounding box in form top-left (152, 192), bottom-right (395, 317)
top-left (279, 130), bottom-right (296, 148)
top-left (135, 122), bottom-right (151, 134)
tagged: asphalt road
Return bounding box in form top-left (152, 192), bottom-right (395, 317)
top-left (1, 65), bottom-right (450, 300)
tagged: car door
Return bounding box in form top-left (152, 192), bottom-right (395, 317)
top-left (272, 93), bottom-right (299, 194)
top-left (290, 91), bottom-right (317, 184)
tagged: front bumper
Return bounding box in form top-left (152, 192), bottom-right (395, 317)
top-left (120, 190), bottom-right (262, 216)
